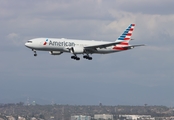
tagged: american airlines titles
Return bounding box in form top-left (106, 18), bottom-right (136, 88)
top-left (49, 40), bottom-right (75, 47)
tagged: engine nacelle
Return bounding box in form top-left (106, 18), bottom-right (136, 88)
top-left (71, 46), bottom-right (84, 54)
top-left (49, 51), bottom-right (63, 55)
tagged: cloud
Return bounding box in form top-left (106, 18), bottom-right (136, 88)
top-left (102, 0), bottom-right (174, 15)
top-left (6, 33), bottom-right (23, 45)
top-left (1, 0), bottom-right (174, 43)
top-left (7, 33), bottom-right (19, 39)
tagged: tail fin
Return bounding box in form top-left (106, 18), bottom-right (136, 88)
top-left (116, 24), bottom-right (135, 45)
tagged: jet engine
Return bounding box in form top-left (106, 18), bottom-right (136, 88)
top-left (70, 46), bottom-right (84, 54)
top-left (49, 51), bottom-right (63, 55)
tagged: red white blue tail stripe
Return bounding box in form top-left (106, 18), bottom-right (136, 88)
top-left (113, 24), bottom-right (135, 50)
top-left (116, 24), bottom-right (135, 42)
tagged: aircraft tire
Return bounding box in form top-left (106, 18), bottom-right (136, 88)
top-left (76, 57), bottom-right (80, 60)
top-left (88, 57), bottom-right (92, 60)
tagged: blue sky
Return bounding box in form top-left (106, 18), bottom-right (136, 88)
top-left (0, 0), bottom-right (174, 106)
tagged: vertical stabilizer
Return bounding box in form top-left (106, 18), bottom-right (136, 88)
top-left (116, 24), bottom-right (135, 45)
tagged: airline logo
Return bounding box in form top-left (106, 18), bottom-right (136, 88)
top-left (43, 38), bottom-right (75, 47)
top-left (49, 40), bottom-right (75, 47)
top-left (43, 39), bottom-right (48, 45)
top-left (118, 24), bottom-right (135, 40)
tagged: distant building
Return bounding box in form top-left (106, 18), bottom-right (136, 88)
top-left (118, 115), bottom-right (155, 120)
top-left (50, 116), bottom-right (54, 119)
top-left (71, 115), bottom-right (91, 120)
top-left (31, 117), bottom-right (37, 120)
top-left (94, 114), bottom-right (113, 120)
top-left (170, 116), bottom-right (174, 120)
top-left (6, 116), bottom-right (15, 120)
top-left (32, 101), bottom-right (36, 106)
top-left (18, 116), bottom-right (26, 120)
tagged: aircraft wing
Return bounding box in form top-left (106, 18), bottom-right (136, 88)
top-left (84, 41), bottom-right (121, 49)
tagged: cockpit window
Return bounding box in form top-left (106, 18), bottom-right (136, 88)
top-left (27, 41), bottom-right (32, 43)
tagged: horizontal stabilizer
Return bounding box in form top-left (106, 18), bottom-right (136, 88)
top-left (122, 44), bottom-right (145, 49)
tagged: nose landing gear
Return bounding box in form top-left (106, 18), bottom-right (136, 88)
top-left (32, 49), bottom-right (37, 56)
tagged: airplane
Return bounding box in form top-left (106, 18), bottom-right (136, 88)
top-left (25, 24), bottom-right (144, 60)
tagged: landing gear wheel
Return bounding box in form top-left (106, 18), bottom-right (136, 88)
top-left (71, 56), bottom-right (80, 60)
top-left (32, 49), bottom-right (37, 57)
top-left (89, 57), bottom-right (92, 60)
top-left (83, 55), bottom-right (92, 60)
top-left (76, 57), bottom-right (80, 60)
top-left (71, 56), bottom-right (75, 59)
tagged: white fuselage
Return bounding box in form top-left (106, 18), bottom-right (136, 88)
top-left (25, 38), bottom-right (125, 54)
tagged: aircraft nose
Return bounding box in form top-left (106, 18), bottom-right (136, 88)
top-left (25, 42), bottom-right (28, 47)
top-left (25, 42), bottom-right (32, 48)
top-left (25, 40), bottom-right (34, 48)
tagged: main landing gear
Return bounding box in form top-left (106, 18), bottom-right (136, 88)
top-left (71, 55), bottom-right (92, 61)
top-left (71, 56), bottom-right (80, 60)
top-left (32, 49), bottom-right (37, 56)
top-left (83, 55), bottom-right (92, 60)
